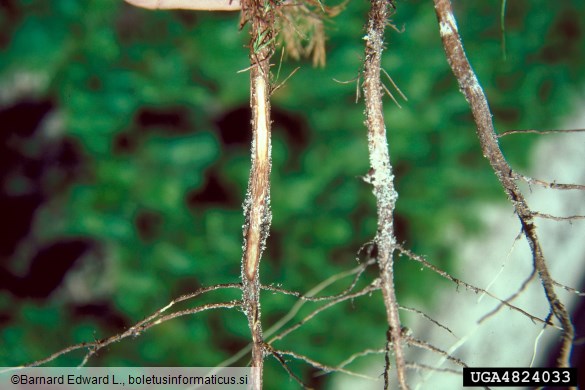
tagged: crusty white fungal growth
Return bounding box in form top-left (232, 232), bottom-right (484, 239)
top-left (362, 0), bottom-right (407, 388)
top-left (438, 8), bottom-right (458, 37)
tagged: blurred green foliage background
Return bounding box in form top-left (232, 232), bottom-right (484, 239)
top-left (0, 0), bottom-right (583, 388)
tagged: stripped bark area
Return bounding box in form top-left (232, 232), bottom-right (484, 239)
top-left (240, 0), bottom-right (276, 387)
top-left (433, 0), bottom-right (574, 368)
top-left (362, 0), bottom-right (407, 388)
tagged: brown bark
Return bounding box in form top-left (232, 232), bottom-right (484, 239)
top-left (362, 0), bottom-right (408, 388)
top-left (240, 1), bottom-right (277, 387)
top-left (433, 0), bottom-right (574, 368)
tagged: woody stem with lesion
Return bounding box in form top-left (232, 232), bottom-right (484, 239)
top-left (433, 0), bottom-right (574, 369)
top-left (362, 0), bottom-right (408, 389)
top-left (240, 0), bottom-right (276, 388)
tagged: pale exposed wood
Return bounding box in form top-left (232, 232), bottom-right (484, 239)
top-left (124, 0), bottom-right (241, 11)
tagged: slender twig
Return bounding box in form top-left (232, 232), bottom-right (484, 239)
top-left (403, 335), bottom-right (467, 368)
top-left (1, 300), bottom-right (241, 373)
top-left (334, 348), bottom-right (386, 371)
top-left (262, 258), bottom-right (375, 301)
top-left (320, 349), bottom-right (465, 376)
top-left (382, 82), bottom-right (402, 108)
top-left (268, 348), bottom-right (313, 389)
top-left (497, 128), bottom-right (585, 137)
top-left (552, 281), bottom-right (585, 297)
top-left (263, 260), bottom-right (374, 337)
top-left (239, 1), bottom-right (279, 388)
top-left (478, 230), bottom-right (523, 303)
top-left (532, 212), bottom-right (585, 221)
top-left (361, 0), bottom-right (408, 388)
top-left (513, 172), bottom-right (585, 191)
top-left (530, 313), bottom-right (553, 367)
top-left (405, 362), bottom-right (462, 375)
top-left (478, 269), bottom-right (537, 324)
top-left (381, 68), bottom-right (408, 101)
top-left (399, 306), bottom-right (457, 338)
top-left (272, 349), bottom-right (377, 380)
top-left (217, 261), bottom-right (375, 369)
top-left (126, 0), bottom-right (276, 386)
top-left (433, 0), bottom-right (574, 367)
top-left (384, 327), bottom-right (392, 389)
top-left (268, 280), bottom-right (380, 343)
top-left (271, 66), bottom-right (300, 94)
top-left (500, 0), bottom-right (507, 60)
top-left (397, 246), bottom-right (561, 329)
